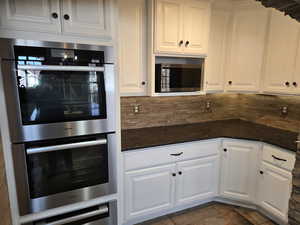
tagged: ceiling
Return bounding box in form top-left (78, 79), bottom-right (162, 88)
top-left (256, 0), bottom-right (300, 22)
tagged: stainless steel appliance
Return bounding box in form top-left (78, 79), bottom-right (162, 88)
top-left (155, 57), bottom-right (204, 93)
top-left (33, 202), bottom-right (117, 225)
top-left (0, 38), bottom-right (116, 143)
top-left (0, 39), bottom-right (117, 219)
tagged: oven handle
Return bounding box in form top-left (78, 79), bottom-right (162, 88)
top-left (26, 138), bottom-right (107, 155)
top-left (41, 205), bottom-right (108, 225)
top-left (17, 65), bottom-right (105, 72)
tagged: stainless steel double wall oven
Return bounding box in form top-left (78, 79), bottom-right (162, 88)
top-left (0, 39), bottom-right (117, 223)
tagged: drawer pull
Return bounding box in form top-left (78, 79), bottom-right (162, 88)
top-left (272, 155), bottom-right (287, 162)
top-left (170, 152), bottom-right (183, 156)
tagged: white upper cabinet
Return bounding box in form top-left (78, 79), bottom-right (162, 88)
top-left (119, 0), bottom-right (147, 96)
top-left (0, 0), bottom-right (61, 33)
top-left (175, 156), bottom-right (219, 206)
top-left (61, 0), bottom-right (111, 38)
top-left (220, 140), bottom-right (260, 203)
top-left (258, 162), bottom-right (292, 223)
top-left (0, 0), bottom-right (112, 41)
top-left (154, 0), bottom-right (183, 54)
top-left (262, 9), bottom-right (300, 94)
top-left (226, 2), bottom-right (268, 92)
top-left (154, 0), bottom-right (211, 55)
top-left (182, 0), bottom-right (211, 55)
top-left (205, 7), bottom-right (230, 92)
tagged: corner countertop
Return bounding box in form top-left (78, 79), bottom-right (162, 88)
top-left (121, 119), bottom-right (299, 152)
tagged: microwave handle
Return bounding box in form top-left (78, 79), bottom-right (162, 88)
top-left (27, 138), bottom-right (107, 155)
top-left (17, 65), bottom-right (105, 72)
top-left (36, 205), bottom-right (109, 225)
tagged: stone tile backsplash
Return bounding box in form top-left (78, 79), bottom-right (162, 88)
top-left (121, 93), bottom-right (300, 132)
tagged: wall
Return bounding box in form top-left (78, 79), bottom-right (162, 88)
top-left (121, 93), bottom-right (300, 132)
top-left (0, 134), bottom-right (12, 225)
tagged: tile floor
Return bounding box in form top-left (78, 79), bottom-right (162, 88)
top-left (137, 203), bottom-right (277, 225)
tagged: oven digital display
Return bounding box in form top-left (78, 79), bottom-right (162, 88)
top-left (51, 49), bottom-right (75, 59)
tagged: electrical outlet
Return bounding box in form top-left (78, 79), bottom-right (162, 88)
top-left (281, 106), bottom-right (288, 116)
top-left (133, 105), bottom-right (141, 114)
top-left (205, 101), bottom-right (212, 112)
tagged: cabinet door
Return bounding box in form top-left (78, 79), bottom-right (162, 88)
top-left (205, 9), bottom-right (230, 92)
top-left (258, 162), bottom-right (292, 222)
top-left (119, 0), bottom-right (147, 96)
top-left (292, 38), bottom-right (300, 94)
top-left (176, 156), bottom-right (219, 206)
top-left (182, 0), bottom-right (211, 55)
top-left (263, 9), bottom-right (300, 94)
top-left (61, 0), bottom-right (111, 38)
top-left (0, 0), bottom-right (61, 33)
top-left (220, 140), bottom-right (260, 203)
top-left (226, 5), bottom-right (268, 92)
top-left (124, 164), bottom-right (176, 220)
top-left (154, 0), bottom-right (183, 53)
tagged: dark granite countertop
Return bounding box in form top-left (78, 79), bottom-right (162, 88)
top-left (121, 119), bottom-right (299, 152)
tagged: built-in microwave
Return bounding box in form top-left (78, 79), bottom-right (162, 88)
top-left (155, 57), bottom-right (204, 93)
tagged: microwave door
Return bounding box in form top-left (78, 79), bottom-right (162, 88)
top-left (157, 64), bottom-right (202, 93)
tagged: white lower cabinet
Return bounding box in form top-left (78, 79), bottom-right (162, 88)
top-left (220, 140), bottom-right (260, 203)
top-left (123, 139), bottom-right (295, 224)
top-left (124, 164), bottom-right (176, 220)
top-left (258, 162), bottom-right (292, 223)
top-left (176, 156), bottom-right (219, 205)
top-left (124, 140), bottom-right (220, 223)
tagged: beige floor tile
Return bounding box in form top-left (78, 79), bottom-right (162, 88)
top-left (135, 203), bottom-right (275, 225)
top-left (137, 216), bottom-right (175, 225)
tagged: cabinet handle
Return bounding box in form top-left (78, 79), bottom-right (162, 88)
top-left (179, 40), bottom-right (184, 46)
top-left (185, 41), bottom-right (190, 47)
top-left (52, 12), bottom-right (58, 19)
top-left (293, 82), bottom-right (298, 87)
top-left (141, 81), bottom-right (146, 86)
top-left (64, 14), bottom-right (70, 20)
top-left (178, 171), bottom-right (182, 175)
top-left (272, 155), bottom-right (287, 162)
top-left (172, 173), bottom-right (176, 177)
top-left (170, 152), bottom-right (183, 156)
top-left (260, 171), bottom-right (264, 175)
top-left (228, 81), bottom-right (232, 85)
top-left (223, 148), bottom-right (227, 152)
top-left (285, 82), bottom-right (290, 86)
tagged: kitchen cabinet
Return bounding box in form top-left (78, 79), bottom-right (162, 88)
top-left (61, 0), bottom-right (111, 38)
top-left (0, 0), bottom-right (111, 40)
top-left (154, 0), bottom-right (211, 55)
top-left (205, 8), bottom-right (230, 92)
top-left (225, 2), bottom-right (268, 92)
top-left (118, 0), bottom-right (147, 96)
top-left (124, 164), bottom-right (176, 220)
top-left (220, 140), bottom-right (260, 203)
top-left (262, 9), bottom-right (300, 94)
top-left (0, 0), bottom-right (61, 33)
top-left (175, 156), bottom-right (219, 206)
top-left (258, 162), bottom-right (292, 223)
top-left (124, 140), bottom-right (220, 222)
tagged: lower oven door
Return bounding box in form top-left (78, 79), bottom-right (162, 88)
top-left (12, 135), bottom-right (113, 215)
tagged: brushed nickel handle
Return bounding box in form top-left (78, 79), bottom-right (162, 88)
top-left (27, 139), bottom-right (107, 155)
top-left (296, 141), bottom-right (300, 143)
top-left (43, 205), bottom-right (108, 225)
top-left (17, 65), bottom-right (105, 72)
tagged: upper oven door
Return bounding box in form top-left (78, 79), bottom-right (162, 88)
top-left (17, 65), bottom-right (107, 125)
top-left (1, 60), bottom-right (116, 143)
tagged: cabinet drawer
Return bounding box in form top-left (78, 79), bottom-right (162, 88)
top-left (124, 139), bottom-right (220, 171)
top-left (262, 144), bottom-right (296, 171)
